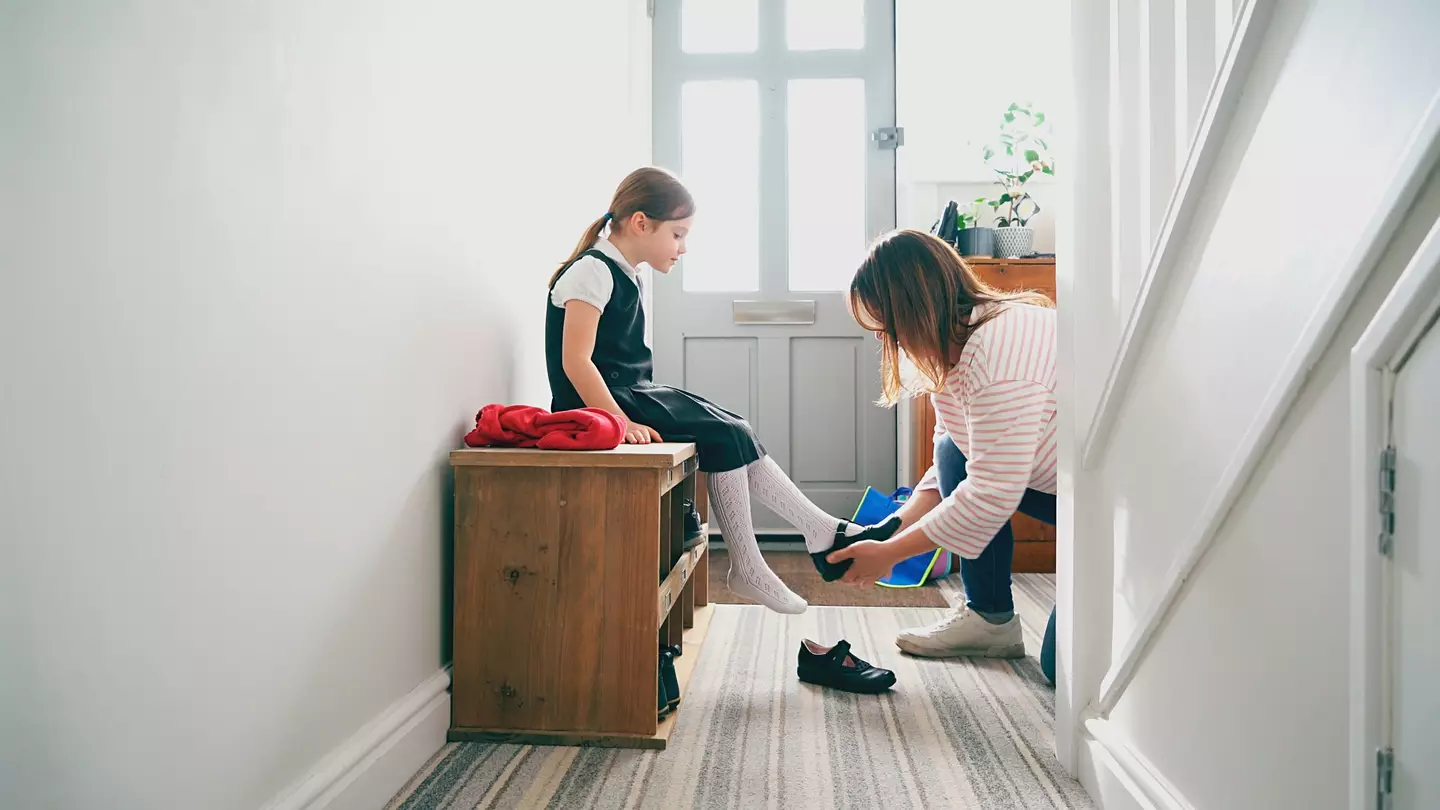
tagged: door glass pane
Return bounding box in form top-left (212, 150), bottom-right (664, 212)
top-left (682, 81), bottom-right (760, 292)
top-left (788, 79), bottom-right (866, 292)
top-left (682, 0), bottom-right (758, 54)
top-left (787, 0), bottom-right (865, 51)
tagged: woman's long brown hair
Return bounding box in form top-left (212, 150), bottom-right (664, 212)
top-left (551, 167), bottom-right (696, 285)
top-left (848, 229), bottom-right (1053, 405)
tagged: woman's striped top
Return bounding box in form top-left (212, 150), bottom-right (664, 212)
top-left (913, 303), bottom-right (1058, 558)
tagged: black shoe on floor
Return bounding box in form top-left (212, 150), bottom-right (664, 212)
top-left (658, 665), bottom-right (671, 718)
top-left (797, 639), bottom-right (896, 694)
top-left (660, 647), bottom-right (681, 710)
top-left (682, 499), bottom-right (704, 551)
top-left (809, 515), bottom-right (903, 582)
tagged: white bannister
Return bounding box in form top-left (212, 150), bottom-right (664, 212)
top-left (1096, 93), bottom-right (1440, 715)
top-left (1082, 0), bottom-right (1276, 470)
top-left (1060, 0), bottom-right (1275, 769)
top-left (1109, 0), bottom-right (1145, 315)
top-left (1143, 0), bottom-right (1178, 249)
top-left (1177, 0), bottom-right (1217, 160)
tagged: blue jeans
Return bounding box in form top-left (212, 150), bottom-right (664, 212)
top-left (935, 438), bottom-right (1058, 682)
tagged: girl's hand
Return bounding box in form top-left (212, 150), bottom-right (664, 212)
top-left (624, 422), bottom-right (664, 444)
top-left (827, 540), bottom-right (904, 586)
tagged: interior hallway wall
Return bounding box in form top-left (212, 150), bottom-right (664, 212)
top-left (0, 2), bottom-right (651, 808)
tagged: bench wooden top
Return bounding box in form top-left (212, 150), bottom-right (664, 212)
top-left (450, 442), bottom-right (697, 469)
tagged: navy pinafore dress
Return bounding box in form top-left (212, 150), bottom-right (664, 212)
top-left (545, 250), bottom-right (765, 473)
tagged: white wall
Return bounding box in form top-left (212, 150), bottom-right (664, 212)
top-left (1069, 0), bottom-right (1440, 805)
top-left (1100, 0), bottom-right (1440, 660)
top-left (1108, 168), bottom-right (1440, 809)
top-left (0, 2), bottom-right (649, 809)
top-left (895, 0), bottom-right (1069, 254)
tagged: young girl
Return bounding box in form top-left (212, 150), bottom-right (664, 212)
top-left (546, 167), bottom-right (899, 614)
top-left (827, 229), bottom-right (1058, 674)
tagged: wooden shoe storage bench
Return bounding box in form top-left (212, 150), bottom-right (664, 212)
top-left (448, 443), bottom-right (711, 750)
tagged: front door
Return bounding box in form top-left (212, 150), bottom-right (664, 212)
top-left (1388, 299), bottom-right (1440, 809)
top-left (651, 0), bottom-right (898, 530)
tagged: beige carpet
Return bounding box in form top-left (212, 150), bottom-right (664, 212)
top-left (388, 576), bottom-right (1087, 810)
top-left (708, 549), bottom-right (950, 608)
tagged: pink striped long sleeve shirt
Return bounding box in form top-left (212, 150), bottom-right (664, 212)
top-left (913, 303), bottom-right (1058, 558)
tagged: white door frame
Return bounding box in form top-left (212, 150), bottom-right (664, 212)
top-left (648, 0), bottom-right (899, 526)
top-left (1348, 214), bottom-right (1440, 810)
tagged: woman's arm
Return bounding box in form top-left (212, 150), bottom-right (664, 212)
top-left (829, 496), bottom-right (942, 585)
top-left (907, 381), bottom-right (1051, 557)
top-left (561, 301), bottom-right (661, 443)
top-left (890, 486), bottom-right (941, 533)
top-left (826, 420), bottom-right (946, 583)
top-left (831, 382), bottom-right (1052, 583)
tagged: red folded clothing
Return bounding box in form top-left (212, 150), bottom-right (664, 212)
top-left (464, 404), bottom-right (626, 451)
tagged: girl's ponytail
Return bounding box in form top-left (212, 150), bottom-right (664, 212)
top-left (550, 168), bottom-right (695, 287)
top-left (551, 213), bottom-right (611, 286)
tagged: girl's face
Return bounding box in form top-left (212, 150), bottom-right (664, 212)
top-left (627, 213), bottom-right (692, 273)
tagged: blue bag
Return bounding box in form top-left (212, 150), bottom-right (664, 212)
top-left (850, 487), bottom-right (953, 588)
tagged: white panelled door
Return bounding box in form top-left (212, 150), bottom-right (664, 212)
top-left (651, 0), bottom-right (898, 530)
top-left (1389, 303), bottom-right (1440, 810)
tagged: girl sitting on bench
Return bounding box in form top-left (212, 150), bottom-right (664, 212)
top-left (545, 167), bottom-right (899, 614)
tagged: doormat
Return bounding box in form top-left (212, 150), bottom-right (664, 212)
top-left (708, 549), bottom-right (949, 608)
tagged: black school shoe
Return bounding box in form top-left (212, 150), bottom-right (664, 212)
top-left (682, 499), bottom-right (704, 551)
top-left (661, 646), bottom-right (681, 707)
top-left (797, 639), bottom-right (896, 694)
top-left (810, 515), bottom-right (904, 581)
top-left (658, 648), bottom-right (679, 719)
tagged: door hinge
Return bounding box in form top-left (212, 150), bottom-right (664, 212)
top-left (1378, 444), bottom-right (1397, 556)
top-left (1377, 747), bottom-right (1394, 808)
top-left (646, 0), bottom-right (655, 19)
top-left (872, 126), bottom-right (905, 149)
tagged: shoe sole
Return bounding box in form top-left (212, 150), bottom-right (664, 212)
top-left (895, 637), bottom-right (1026, 659)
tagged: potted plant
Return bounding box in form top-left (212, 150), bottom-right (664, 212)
top-left (953, 197), bottom-right (995, 257)
top-left (984, 103), bottom-right (1054, 258)
top-left (933, 198), bottom-right (995, 257)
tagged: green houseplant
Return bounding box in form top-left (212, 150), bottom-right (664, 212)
top-left (953, 197), bottom-right (995, 257)
top-left (984, 103), bottom-right (1054, 258)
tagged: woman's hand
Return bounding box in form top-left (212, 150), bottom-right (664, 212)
top-left (624, 421), bottom-right (664, 444)
top-left (827, 539), bottom-right (906, 586)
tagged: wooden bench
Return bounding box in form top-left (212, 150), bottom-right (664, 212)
top-left (447, 442), bottom-right (711, 750)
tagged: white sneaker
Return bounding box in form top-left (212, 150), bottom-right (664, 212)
top-left (895, 607), bottom-right (1025, 659)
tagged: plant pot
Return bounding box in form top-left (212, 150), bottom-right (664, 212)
top-left (993, 227), bottom-right (1035, 259)
top-left (954, 227), bottom-right (996, 258)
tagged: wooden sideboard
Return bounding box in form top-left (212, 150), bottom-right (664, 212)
top-left (908, 257), bottom-right (1056, 573)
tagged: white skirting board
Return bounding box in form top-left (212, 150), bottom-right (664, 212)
top-left (1078, 716), bottom-right (1193, 810)
top-left (262, 668), bottom-right (451, 810)
top-left (1079, 739), bottom-right (1154, 810)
